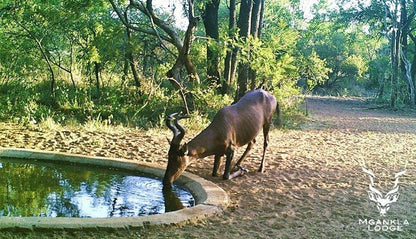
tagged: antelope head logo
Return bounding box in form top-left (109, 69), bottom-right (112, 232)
top-left (361, 159), bottom-right (406, 217)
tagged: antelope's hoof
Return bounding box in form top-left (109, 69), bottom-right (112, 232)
top-left (227, 167), bottom-right (248, 179)
top-left (234, 165), bottom-right (249, 173)
top-left (238, 166), bottom-right (249, 173)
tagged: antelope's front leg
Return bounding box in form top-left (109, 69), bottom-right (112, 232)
top-left (223, 145), bottom-right (234, 180)
top-left (212, 155), bottom-right (223, 177)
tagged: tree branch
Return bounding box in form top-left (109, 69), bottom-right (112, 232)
top-left (135, 1), bottom-right (177, 56)
top-left (108, 0), bottom-right (176, 47)
top-left (130, 0), bottom-right (183, 50)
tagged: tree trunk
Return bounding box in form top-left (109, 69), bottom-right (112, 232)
top-left (34, 38), bottom-right (56, 100)
top-left (409, 34), bottom-right (416, 99)
top-left (126, 30), bottom-right (141, 91)
top-left (203, 0), bottom-right (221, 86)
top-left (124, 10), bottom-right (142, 93)
top-left (398, 0), bottom-right (416, 105)
top-left (15, 21), bottom-right (56, 100)
top-left (166, 1), bottom-right (200, 113)
top-left (235, 0), bottom-right (266, 100)
top-left (236, 63), bottom-right (250, 100)
top-left (222, 0), bottom-right (237, 95)
top-left (388, 0), bottom-right (399, 107)
top-left (390, 28), bottom-right (401, 107)
top-left (166, 17), bottom-right (200, 83)
top-left (401, 50), bottom-right (415, 105)
top-left (248, 0), bottom-right (265, 89)
top-left (251, 0), bottom-right (264, 38)
top-left (121, 57), bottom-right (129, 88)
top-left (235, 0), bottom-right (253, 101)
top-left (412, 52), bottom-right (416, 90)
top-left (69, 43), bottom-right (76, 90)
top-left (94, 61), bottom-right (101, 98)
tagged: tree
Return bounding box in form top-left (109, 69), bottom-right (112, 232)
top-left (2, 1), bottom-right (60, 100)
top-left (122, 8), bottom-right (143, 92)
top-left (109, 0), bottom-right (201, 113)
top-left (235, 0), bottom-right (266, 100)
top-left (0, 0), bottom-right (320, 126)
top-left (346, 0), bottom-right (416, 106)
top-left (202, 0), bottom-right (221, 86)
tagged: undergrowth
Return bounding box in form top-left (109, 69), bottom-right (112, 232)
top-left (0, 79), bottom-right (305, 131)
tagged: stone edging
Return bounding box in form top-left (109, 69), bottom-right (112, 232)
top-left (0, 148), bottom-right (229, 231)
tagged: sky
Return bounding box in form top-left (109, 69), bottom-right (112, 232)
top-left (153, 0), bottom-right (188, 29)
top-left (300, 0), bottom-right (341, 20)
top-left (300, 0), bottom-right (319, 19)
top-left (153, 0), bottom-right (322, 29)
top-left (152, 0), bottom-right (346, 28)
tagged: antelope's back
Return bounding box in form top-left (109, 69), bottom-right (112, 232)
top-left (218, 89), bottom-right (277, 146)
top-left (237, 89), bottom-right (277, 118)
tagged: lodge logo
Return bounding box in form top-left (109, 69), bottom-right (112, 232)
top-left (361, 159), bottom-right (406, 217)
top-left (358, 159), bottom-right (409, 232)
top-left (358, 218), bottom-right (409, 232)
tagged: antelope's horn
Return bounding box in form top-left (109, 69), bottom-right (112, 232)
top-left (166, 113), bottom-right (179, 140)
top-left (171, 114), bottom-right (189, 145)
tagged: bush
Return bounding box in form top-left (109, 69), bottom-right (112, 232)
top-left (0, 79), bottom-right (233, 129)
top-left (0, 76), bottom-right (304, 130)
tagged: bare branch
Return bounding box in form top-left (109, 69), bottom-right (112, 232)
top-left (136, 1), bottom-right (177, 56)
top-left (130, 0), bottom-right (183, 50)
top-left (108, 0), bottom-right (176, 47)
top-left (168, 77), bottom-right (190, 115)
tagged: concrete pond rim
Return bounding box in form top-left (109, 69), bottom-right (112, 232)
top-left (0, 148), bottom-right (229, 231)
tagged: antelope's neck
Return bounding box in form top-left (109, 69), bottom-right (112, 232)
top-left (186, 129), bottom-right (218, 158)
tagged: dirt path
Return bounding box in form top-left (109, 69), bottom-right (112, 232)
top-left (1, 96), bottom-right (416, 238)
top-left (303, 96), bottom-right (416, 133)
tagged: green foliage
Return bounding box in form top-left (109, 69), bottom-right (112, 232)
top-left (227, 2), bottom-right (303, 110)
top-left (0, 76), bottom-right (235, 130)
top-left (4, 0), bottom-right (406, 131)
top-left (298, 51), bottom-right (331, 91)
top-left (0, 81), bottom-right (47, 124)
top-left (296, 16), bottom-right (380, 96)
top-left (366, 46), bottom-right (390, 92)
top-left (0, 0), bottom-right (308, 130)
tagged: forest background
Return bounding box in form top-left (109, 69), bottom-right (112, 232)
top-left (1, 0), bottom-right (416, 129)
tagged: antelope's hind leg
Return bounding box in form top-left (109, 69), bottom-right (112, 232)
top-left (234, 139), bottom-right (255, 170)
top-left (259, 123), bottom-right (270, 173)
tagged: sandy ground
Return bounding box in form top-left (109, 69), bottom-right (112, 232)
top-left (1, 96), bottom-right (416, 238)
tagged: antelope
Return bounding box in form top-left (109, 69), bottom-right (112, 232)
top-left (163, 89), bottom-right (280, 188)
top-left (362, 159), bottom-right (406, 216)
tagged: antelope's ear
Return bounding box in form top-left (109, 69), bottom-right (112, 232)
top-left (180, 143), bottom-right (188, 156)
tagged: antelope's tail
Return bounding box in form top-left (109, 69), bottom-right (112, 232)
top-left (276, 101), bottom-right (282, 128)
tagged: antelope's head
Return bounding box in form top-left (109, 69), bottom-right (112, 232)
top-left (163, 113), bottom-right (190, 188)
top-left (361, 159), bottom-right (406, 216)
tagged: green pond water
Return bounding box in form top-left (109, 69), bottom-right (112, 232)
top-left (0, 157), bottom-right (195, 218)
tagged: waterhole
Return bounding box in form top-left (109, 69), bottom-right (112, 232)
top-left (0, 157), bottom-right (195, 218)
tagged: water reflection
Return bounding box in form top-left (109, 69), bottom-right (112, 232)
top-left (0, 158), bottom-right (195, 218)
top-left (163, 187), bottom-right (185, 212)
